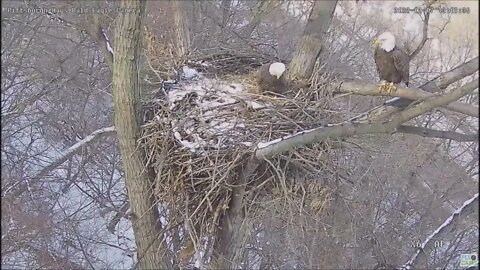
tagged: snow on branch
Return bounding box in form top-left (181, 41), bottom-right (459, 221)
top-left (333, 81), bottom-right (478, 118)
top-left (85, 24), bottom-right (114, 70)
top-left (256, 80), bottom-right (478, 159)
top-left (33, 126), bottom-right (116, 180)
top-left (6, 126), bottom-right (117, 197)
top-left (398, 193), bottom-right (479, 270)
top-left (102, 28), bottom-right (114, 54)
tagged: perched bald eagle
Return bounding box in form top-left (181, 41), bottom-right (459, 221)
top-left (372, 32), bottom-right (410, 94)
top-left (256, 62), bottom-right (287, 95)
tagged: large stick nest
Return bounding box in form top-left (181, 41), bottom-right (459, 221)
top-left (141, 52), bottom-right (345, 246)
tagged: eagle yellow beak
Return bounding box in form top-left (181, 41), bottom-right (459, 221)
top-left (372, 38), bottom-right (381, 48)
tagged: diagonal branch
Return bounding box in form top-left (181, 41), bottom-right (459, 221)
top-left (38, 4), bottom-right (114, 71)
top-left (6, 126), bottom-right (116, 197)
top-left (241, 0), bottom-right (277, 38)
top-left (107, 202), bottom-right (130, 234)
top-left (397, 193), bottom-right (479, 270)
top-left (33, 126), bottom-right (116, 180)
top-left (256, 80), bottom-right (478, 158)
top-left (420, 57), bottom-right (479, 93)
top-left (356, 56), bottom-right (479, 120)
top-left (84, 17), bottom-right (114, 71)
top-left (334, 81), bottom-right (478, 117)
top-left (397, 125), bottom-right (479, 142)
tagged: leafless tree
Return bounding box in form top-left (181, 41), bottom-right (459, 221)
top-left (2, 0), bottom-right (477, 269)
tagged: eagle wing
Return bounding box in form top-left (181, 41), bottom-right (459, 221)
top-left (392, 48), bottom-right (410, 86)
top-left (373, 49), bottom-right (381, 75)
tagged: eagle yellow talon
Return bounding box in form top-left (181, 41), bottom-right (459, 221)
top-left (386, 82), bottom-right (397, 94)
top-left (373, 32), bottom-right (410, 97)
top-left (378, 80), bottom-right (388, 94)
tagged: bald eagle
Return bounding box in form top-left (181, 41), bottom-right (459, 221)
top-left (372, 32), bottom-right (410, 94)
top-left (256, 62), bottom-right (287, 95)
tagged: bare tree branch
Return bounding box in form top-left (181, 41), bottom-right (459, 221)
top-left (287, 1), bottom-right (338, 81)
top-left (34, 3), bottom-right (114, 71)
top-left (220, 0), bottom-right (232, 30)
top-left (421, 57), bottom-right (479, 93)
top-left (398, 193), bottom-right (479, 270)
top-left (256, 80), bottom-right (478, 158)
top-left (241, 0), bottom-right (276, 38)
top-left (397, 125), bottom-right (479, 142)
top-left (356, 56), bottom-right (479, 121)
top-left (334, 81), bottom-right (479, 117)
top-left (85, 18), bottom-right (114, 71)
top-left (408, 0), bottom-right (435, 60)
top-left (6, 126), bottom-right (116, 197)
top-left (107, 202), bottom-right (130, 234)
top-left (211, 156), bottom-right (261, 268)
top-left (6, 121), bottom-right (162, 197)
top-left (34, 126), bottom-right (116, 180)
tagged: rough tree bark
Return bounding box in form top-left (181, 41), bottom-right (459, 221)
top-left (220, 0), bottom-right (232, 30)
top-left (84, 6), bottom-right (114, 70)
top-left (241, 0), bottom-right (275, 38)
top-left (210, 2), bottom-right (337, 267)
top-left (172, 0), bottom-right (191, 58)
top-left (287, 0), bottom-right (337, 82)
top-left (210, 158), bottom-right (260, 269)
top-left (112, 1), bottom-right (171, 269)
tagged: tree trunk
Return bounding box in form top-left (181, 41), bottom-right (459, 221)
top-left (220, 0), bottom-right (232, 30)
top-left (210, 159), bottom-right (260, 269)
top-left (172, 0), bottom-right (191, 58)
top-left (210, 185), bottom-right (248, 269)
top-left (241, 0), bottom-right (275, 38)
top-left (287, 0), bottom-right (337, 82)
top-left (112, 1), bottom-right (171, 269)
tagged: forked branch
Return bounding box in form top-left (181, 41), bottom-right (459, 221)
top-left (256, 80), bottom-right (478, 159)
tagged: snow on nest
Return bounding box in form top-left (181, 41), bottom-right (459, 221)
top-left (166, 76), bottom-right (268, 153)
top-left (182, 66), bottom-right (200, 79)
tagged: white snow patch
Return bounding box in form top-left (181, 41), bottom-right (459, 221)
top-left (400, 193), bottom-right (479, 270)
top-left (245, 100), bottom-right (266, 109)
top-left (102, 29), bottom-right (114, 54)
top-left (165, 78), bottom-right (263, 153)
top-left (183, 66), bottom-right (199, 79)
top-left (334, 5), bottom-right (344, 17)
top-left (385, 97), bottom-right (401, 105)
top-left (257, 127), bottom-right (319, 149)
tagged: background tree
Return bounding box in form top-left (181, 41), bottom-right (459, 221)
top-left (1, 0), bottom-right (478, 269)
top-left (287, 0), bottom-right (338, 82)
top-left (111, 0), bottom-right (171, 269)
top-left (172, 0), bottom-right (191, 59)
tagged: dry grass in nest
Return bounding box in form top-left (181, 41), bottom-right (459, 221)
top-left (219, 72), bottom-right (259, 94)
top-left (140, 60), bottom-right (345, 248)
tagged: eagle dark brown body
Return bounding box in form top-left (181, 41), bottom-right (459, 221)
top-left (256, 63), bottom-right (288, 95)
top-left (374, 46), bottom-right (410, 87)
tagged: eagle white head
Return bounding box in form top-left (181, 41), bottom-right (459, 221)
top-left (374, 32), bottom-right (396, 52)
top-left (269, 62), bottom-right (286, 79)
